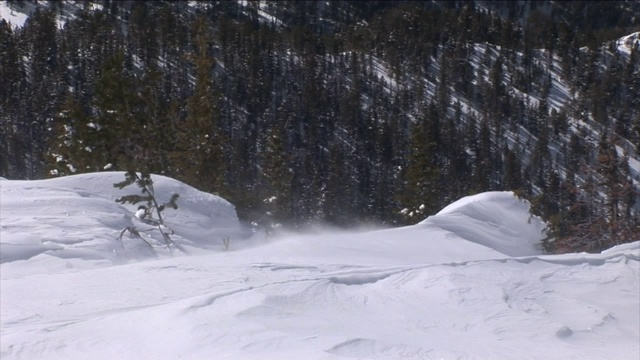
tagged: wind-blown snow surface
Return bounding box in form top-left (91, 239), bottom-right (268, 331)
top-left (0, 172), bottom-right (242, 270)
top-left (1, 174), bottom-right (639, 360)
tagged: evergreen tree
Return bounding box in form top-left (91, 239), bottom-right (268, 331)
top-left (260, 116), bottom-right (294, 227)
top-left (22, 8), bottom-right (61, 178)
top-left (48, 93), bottom-right (96, 176)
top-left (595, 134), bottom-right (639, 246)
top-left (92, 50), bottom-right (141, 171)
top-left (503, 144), bottom-right (523, 191)
top-left (0, 19), bottom-right (23, 177)
top-left (172, 17), bottom-right (224, 193)
top-left (399, 103), bottom-right (440, 222)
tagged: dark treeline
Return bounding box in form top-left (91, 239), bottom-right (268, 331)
top-left (1, 0), bottom-right (639, 252)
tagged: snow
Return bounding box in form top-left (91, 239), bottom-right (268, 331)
top-left (1, 174), bottom-right (639, 359)
top-left (0, 172), bottom-right (241, 272)
top-left (616, 32), bottom-right (640, 57)
top-left (0, 1), bottom-right (28, 28)
top-left (421, 191), bottom-right (546, 256)
top-left (0, 1), bottom-right (83, 30)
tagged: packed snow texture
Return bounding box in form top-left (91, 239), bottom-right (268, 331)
top-left (0, 172), bottom-right (241, 269)
top-left (1, 173), bottom-right (638, 360)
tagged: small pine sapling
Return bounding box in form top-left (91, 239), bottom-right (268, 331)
top-left (114, 171), bottom-right (187, 254)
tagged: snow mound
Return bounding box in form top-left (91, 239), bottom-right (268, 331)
top-left (0, 172), bottom-right (241, 268)
top-left (420, 191), bottom-right (546, 256)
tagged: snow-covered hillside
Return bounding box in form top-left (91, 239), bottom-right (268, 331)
top-left (1, 173), bottom-right (638, 359)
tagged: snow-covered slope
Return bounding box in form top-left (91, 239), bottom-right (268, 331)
top-left (421, 191), bottom-right (546, 256)
top-left (0, 172), bottom-right (242, 271)
top-left (1, 173), bottom-right (638, 360)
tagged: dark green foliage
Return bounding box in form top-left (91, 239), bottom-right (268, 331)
top-left (49, 92), bottom-right (102, 175)
top-left (114, 171), bottom-right (179, 220)
top-left (534, 134), bottom-right (640, 253)
top-left (169, 16), bottom-right (225, 193)
top-left (398, 101), bottom-right (441, 221)
top-left (114, 171), bottom-right (182, 253)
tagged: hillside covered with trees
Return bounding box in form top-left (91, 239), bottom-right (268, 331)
top-left (1, 0), bottom-right (639, 252)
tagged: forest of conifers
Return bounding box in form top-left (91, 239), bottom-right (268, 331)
top-left (1, 1), bottom-right (639, 252)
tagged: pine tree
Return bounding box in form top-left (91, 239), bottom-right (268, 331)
top-left (135, 65), bottom-right (177, 175)
top-left (0, 19), bottom-right (23, 177)
top-left (114, 171), bottom-right (185, 254)
top-left (92, 50), bottom-right (141, 171)
top-left (595, 134), bottom-right (639, 246)
top-left (172, 17), bottom-right (224, 193)
top-left (530, 119), bottom-right (551, 189)
top-left (471, 118), bottom-right (492, 193)
top-left (399, 102), bottom-right (440, 222)
top-left (48, 93), bottom-right (97, 176)
top-left (503, 144), bottom-right (523, 191)
top-left (260, 118), bottom-right (294, 227)
top-left (22, 8), bottom-right (61, 178)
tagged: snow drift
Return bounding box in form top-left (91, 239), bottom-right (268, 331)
top-left (1, 172), bottom-right (638, 360)
top-left (420, 191), bottom-right (547, 256)
top-left (0, 172), bottom-right (241, 269)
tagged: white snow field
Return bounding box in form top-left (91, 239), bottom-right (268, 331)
top-left (1, 173), bottom-right (638, 360)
